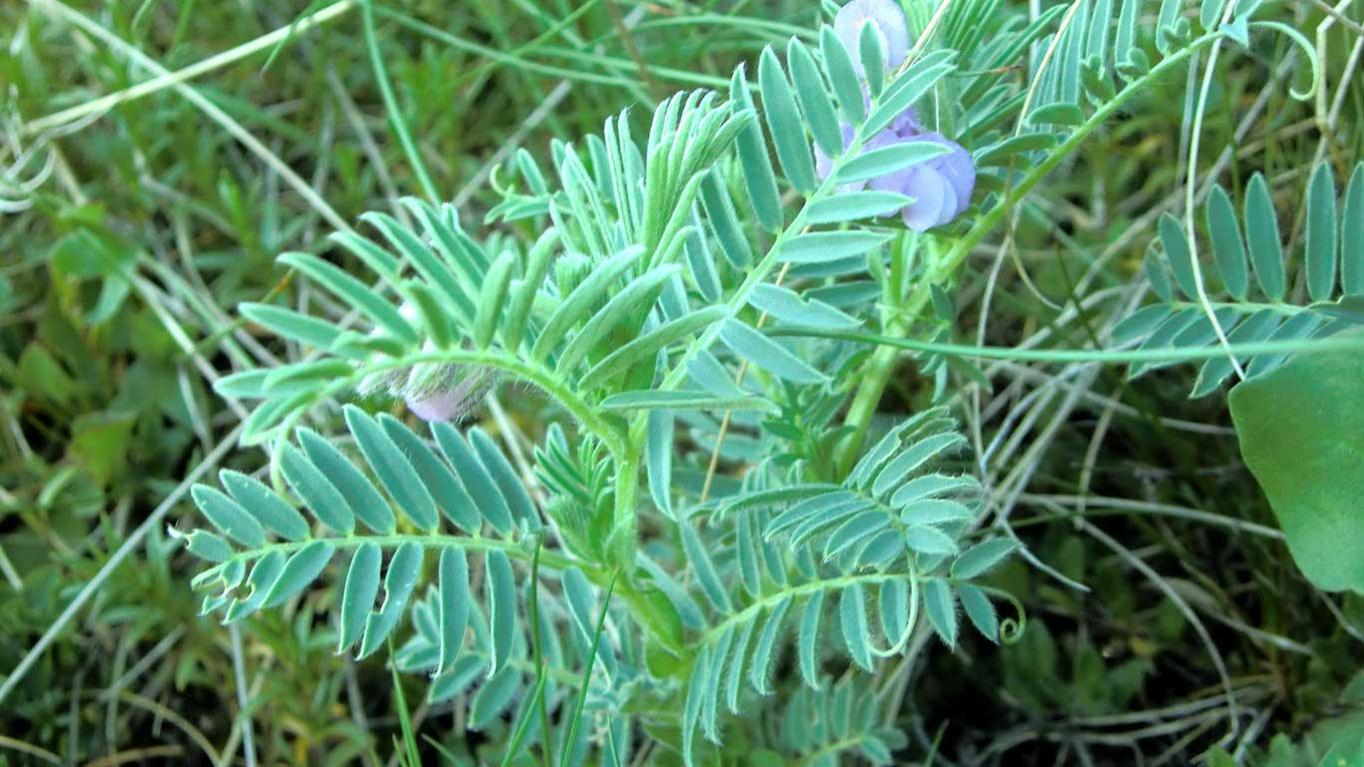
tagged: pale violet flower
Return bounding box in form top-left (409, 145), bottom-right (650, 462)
top-left (834, 0), bottom-right (910, 77)
top-left (870, 132), bottom-right (975, 231)
top-left (815, 104), bottom-right (976, 232)
top-left (818, 3), bottom-right (975, 231)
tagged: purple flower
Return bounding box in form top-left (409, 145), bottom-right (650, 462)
top-left (815, 105), bottom-right (975, 232)
top-left (871, 133), bottom-right (975, 232)
top-left (834, 0), bottom-right (910, 77)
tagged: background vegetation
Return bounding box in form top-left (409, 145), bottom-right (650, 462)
top-left (2, 0), bottom-right (1362, 764)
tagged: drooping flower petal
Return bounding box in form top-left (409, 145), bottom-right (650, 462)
top-left (834, 0), bottom-right (911, 78)
top-left (897, 168), bottom-right (951, 232)
top-left (403, 366), bottom-right (495, 422)
top-left (918, 132), bottom-right (976, 218)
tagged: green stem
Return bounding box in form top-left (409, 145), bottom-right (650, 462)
top-left (607, 438), bottom-right (642, 572)
top-left (833, 30), bottom-right (1228, 467)
top-left (773, 328), bottom-right (1364, 364)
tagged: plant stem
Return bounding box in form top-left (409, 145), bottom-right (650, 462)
top-left (833, 30), bottom-right (1229, 468)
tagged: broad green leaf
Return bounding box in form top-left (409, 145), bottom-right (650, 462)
top-left (1306, 162), bottom-right (1338, 302)
top-left (718, 318), bottom-right (827, 384)
top-left (1229, 330), bottom-right (1364, 593)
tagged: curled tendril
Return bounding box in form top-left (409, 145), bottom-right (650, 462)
top-left (1, 117), bottom-right (58, 214)
top-left (1248, 21), bottom-right (1321, 101)
top-left (869, 574), bottom-right (920, 658)
top-left (976, 584), bottom-right (1028, 644)
top-left (488, 163), bottom-right (509, 197)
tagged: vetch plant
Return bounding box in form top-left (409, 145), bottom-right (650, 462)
top-left (169, 0), bottom-right (1337, 763)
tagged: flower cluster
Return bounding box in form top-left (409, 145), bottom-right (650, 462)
top-left (817, 0), bottom-right (975, 232)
